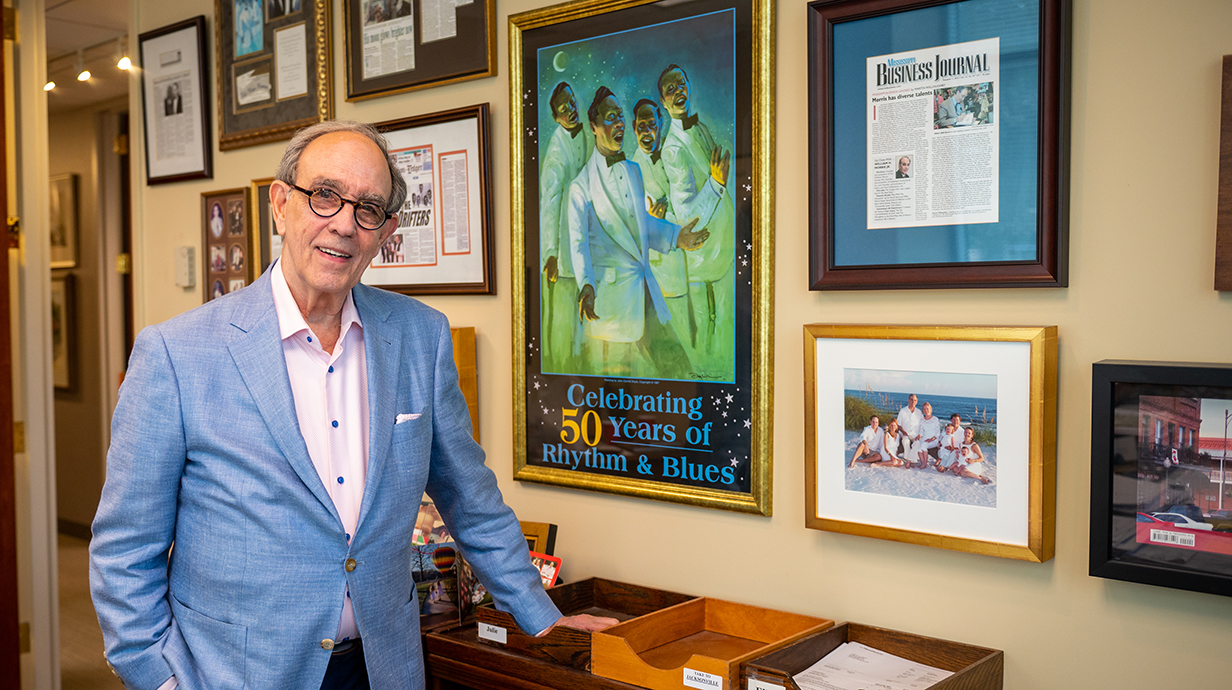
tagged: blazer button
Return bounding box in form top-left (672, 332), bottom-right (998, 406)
top-left (345, 558), bottom-right (357, 572)
top-left (321, 639), bottom-right (335, 650)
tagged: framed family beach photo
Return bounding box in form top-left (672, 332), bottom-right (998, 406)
top-left (804, 325), bottom-right (1057, 561)
top-left (509, 0), bottom-right (774, 514)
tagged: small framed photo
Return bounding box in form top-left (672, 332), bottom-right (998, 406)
top-left (362, 104), bottom-right (494, 295)
top-left (1090, 361), bottom-right (1232, 598)
top-left (50, 273), bottom-right (75, 391)
top-left (138, 16), bottom-right (212, 184)
top-left (342, 0), bottom-right (496, 101)
top-left (250, 176), bottom-right (280, 275)
top-left (528, 551), bottom-right (561, 588)
top-left (202, 188), bottom-right (255, 302)
top-left (216, 0), bottom-right (332, 150)
top-left (805, 324), bottom-right (1058, 562)
top-left (49, 174), bottom-right (78, 268)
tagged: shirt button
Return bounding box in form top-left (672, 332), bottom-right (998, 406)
top-left (321, 639), bottom-right (335, 650)
top-left (345, 558), bottom-right (357, 572)
top-left (328, 366), bottom-right (334, 373)
top-left (337, 476), bottom-right (344, 484)
top-left (307, 336), bottom-right (313, 343)
top-left (332, 420), bottom-right (339, 428)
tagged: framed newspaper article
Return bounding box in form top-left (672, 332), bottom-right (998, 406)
top-left (343, 0), bottom-right (497, 101)
top-left (510, 0), bottom-right (774, 515)
top-left (138, 16), bottom-right (212, 184)
top-left (805, 324), bottom-right (1058, 562)
top-left (215, 0), bottom-right (333, 150)
top-left (807, 0), bottom-right (1071, 290)
top-left (361, 105), bottom-right (494, 295)
top-left (1089, 361), bottom-right (1232, 599)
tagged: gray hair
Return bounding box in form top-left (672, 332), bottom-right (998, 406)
top-left (275, 120), bottom-right (408, 215)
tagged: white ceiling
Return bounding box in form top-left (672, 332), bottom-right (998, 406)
top-left (45, 0), bottom-right (131, 114)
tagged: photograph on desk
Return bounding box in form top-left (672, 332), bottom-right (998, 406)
top-left (805, 325), bottom-right (1057, 562)
top-left (1090, 361), bottom-right (1232, 598)
top-left (511, 0), bottom-right (773, 516)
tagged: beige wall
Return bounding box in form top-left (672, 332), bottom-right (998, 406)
top-left (131, 0), bottom-right (1232, 687)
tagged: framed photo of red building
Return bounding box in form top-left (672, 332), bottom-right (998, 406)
top-left (1090, 360), bottom-right (1232, 598)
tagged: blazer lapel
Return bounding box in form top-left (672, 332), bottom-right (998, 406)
top-left (586, 156), bottom-right (642, 259)
top-left (227, 274), bottom-right (340, 522)
top-left (353, 285), bottom-right (402, 534)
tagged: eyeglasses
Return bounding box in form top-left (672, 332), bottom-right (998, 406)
top-left (288, 183), bottom-right (391, 230)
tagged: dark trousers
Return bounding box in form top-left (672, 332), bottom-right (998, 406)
top-left (320, 640), bottom-right (370, 690)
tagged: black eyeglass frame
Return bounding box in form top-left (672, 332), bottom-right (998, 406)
top-left (286, 182), bottom-right (392, 231)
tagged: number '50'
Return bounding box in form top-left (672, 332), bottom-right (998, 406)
top-left (560, 408), bottom-right (601, 446)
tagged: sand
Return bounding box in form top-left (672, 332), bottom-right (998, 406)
top-left (843, 430), bottom-right (998, 508)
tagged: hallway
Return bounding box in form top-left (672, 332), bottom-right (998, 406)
top-left (58, 534), bottom-right (122, 690)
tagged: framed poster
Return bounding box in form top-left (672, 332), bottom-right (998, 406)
top-left (1089, 361), bottom-right (1232, 598)
top-left (807, 0), bottom-right (1071, 290)
top-left (138, 16), bottom-right (212, 184)
top-left (510, 0), bottom-right (774, 515)
top-left (343, 0), bottom-right (496, 101)
top-left (804, 324), bottom-right (1057, 561)
top-left (49, 174), bottom-right (78, 269)
top-left (250, 176), bottom-right (280, 275)
top-left (50, 274), bottom-right (75, 391)
top-left (215, 0), bottom-right (332, 150)
top-left (202, 188), bottom-right (255, 302)
top-left (362, 104), bottom-right (494, 294)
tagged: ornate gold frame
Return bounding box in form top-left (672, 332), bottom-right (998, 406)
top-left (803, 324), bottom-right (1057, 562)
top-left (215, 0), bottom-right (333, 150)
top-left (509, 0), bottom-right (775, 515)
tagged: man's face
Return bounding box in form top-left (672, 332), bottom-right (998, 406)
top-left (870, 417), bottom-right (880, 430)
top-left (633, 104), bottom-right (663, 155)
top-left (659, 69), bottom-right (690, 120)
top-left (908, 394), bottom-right (917, 409)
top-left (272, 131), bottom-right (397, 304)
top-left (552, 86), bottom-right (580, 130)
top-left (591, 95), bottom-right (625, 155)
top-left (899, 158), bottom-right (910, 175)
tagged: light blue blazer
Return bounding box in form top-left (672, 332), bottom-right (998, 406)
top-left (89, 269), bottom-right (560, 690)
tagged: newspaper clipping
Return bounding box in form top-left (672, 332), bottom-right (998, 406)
top-left (866, 37), bottom-right (999, 230)
top-left (376, 145), bottom-right (437, 268)
top-left (362, 0), bottom-right (416, 80)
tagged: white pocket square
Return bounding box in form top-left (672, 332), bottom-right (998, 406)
top-left (395, 413), bottom-right (422, 424)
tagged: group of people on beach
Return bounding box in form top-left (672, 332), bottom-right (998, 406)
top-left (847, 394), bottom-right (991, 484)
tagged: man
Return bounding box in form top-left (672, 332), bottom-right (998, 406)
top-left (164, 83), bottom-right (182, 116)
top-left (540, 82), bottom-right (593, 372)
top-left (896, 156), bottom-right (911, 178)
top-left (566, 87), bottom-right (710, 379)
top-left (658, 64), bottom-right (735, 380)
top-left (916, 401), bottom-right (941, 467)
top-left (936, 86), bottom-right (970, 127)
top-left (90, 121), bottom-right (612, 690)
top-left (896, 394), bottom-right (924, 468)
top-left (388, 0), bottom-right (412, 19)
top-left (630, 98), bottom-right (693, 368)
top-left (848, 415), bottom-right (885, 468)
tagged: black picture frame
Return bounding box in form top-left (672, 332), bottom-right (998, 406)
top-left (807, 0), bottom-right (1071, 290)
top-left (138, 16), bottom-right (213, 184)
top-left (343, 0), bottom-right (496, 101)
top-left (1090, 360), bottom-right (1232, 598)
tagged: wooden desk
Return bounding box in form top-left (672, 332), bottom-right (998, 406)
top-left (424, 624), bottom-right (645, 690)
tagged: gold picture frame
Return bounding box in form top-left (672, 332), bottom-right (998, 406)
top-left (804, 324), bottom-right (1057, 562)
top-left (510, 0), bottom-right (775, 515)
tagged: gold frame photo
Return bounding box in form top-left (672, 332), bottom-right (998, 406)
top-left (510, 0), bottom-right (775, 515)
top-left (804, 324), bottom-right (1057, 562)
top-left (202, 187), bottom-right (256, 302)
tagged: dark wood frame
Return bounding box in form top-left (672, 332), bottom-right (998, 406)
top-left (201, 187), bottom-right (256, 302)
top-left (343, 0), bottom-right (497, 101)
top-left (1089, 360), bottom-right (1232, 598)
top-left (48, 173), bottom-right (78, 269)
top-left (215, 0), bottom-right (333, 150)
top-left (366, 104), bottom-right (494, 295)
top-left (1214, 56), bottom-right (1232, 289)
top-left (138, 16), bottom-right (213, 184)
top-left (807, 0), bottom-right (1071, 290)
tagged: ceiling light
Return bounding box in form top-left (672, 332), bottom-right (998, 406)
top-left (44, 81), bottom-right (55, 91)
top-left (115, 38), bottom-right (130, 70)
top-left (75, 49), bottom-right (90, 81)
top-left (117, 56), bottom-right (131, 71)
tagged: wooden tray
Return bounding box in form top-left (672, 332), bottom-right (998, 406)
top-left (592, 598), bottom-right (833, 690)
top-left (742, 622), bottom-right (1003, 690)
top-left (475, 577), bottom-right (695, 669)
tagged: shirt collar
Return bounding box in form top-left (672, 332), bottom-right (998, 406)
top-left (271, 259), bottom-right (363, 343)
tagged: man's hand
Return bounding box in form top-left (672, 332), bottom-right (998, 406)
top-left (543, 255), bottom-right (559, 283)
top-left (536, 613), bottom-right (621, 637)
top-left (649, 195), bottom-right (668, 219)
top-left (578, 284), bottom-right (599, 322)
top-left (676, 218), bottom-right (710, 251)
top-left (709, 145), bottom-right (731, 187)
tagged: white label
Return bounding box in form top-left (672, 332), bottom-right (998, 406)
top-left (1150, 529), bottom-right (1196, 547)
top-left (477, 622), bottom-right (507, 644)
top-left (684, 667), bottom-right (724, 690)
top-left (748, 680), bottom-right (785, 690)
